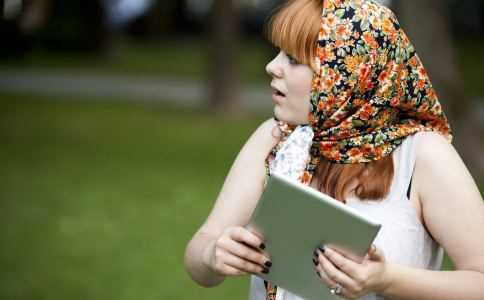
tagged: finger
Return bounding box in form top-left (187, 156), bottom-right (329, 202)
top-left (367, 244), bottom-right (385, 262)
top-left (314, 263), bottom-right (338, 287)
top-left (220, 259), bottom-right (251, 276)
top-left (241, 241), bottom-right (271, 258)
top-left (224, 238), bottom-right (272, 268)
top-left (245, 227), bottom-right (272, 258)
top-left (315, 266), bottom-right (351, 300)
top-left (317, 249), bottom-right (355, 289)
top-left (222, 249), bottom-right (269, 275)
top-left (325, 245), bottom-right (365, 264)
top-left (322, 247), bottom-right (360, 277)
top-left (246, 226), bottom-right (264, 241)
top-left (229, 227), bottom-right (266, 251)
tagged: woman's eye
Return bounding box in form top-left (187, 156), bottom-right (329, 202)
top-left (287, 54), bottom-right (300, 65)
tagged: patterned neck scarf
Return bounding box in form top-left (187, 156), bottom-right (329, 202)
top-left (263, 0), bottom-right (452, 298)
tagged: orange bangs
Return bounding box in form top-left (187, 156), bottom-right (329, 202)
top-left (265, 0), bottom-right (323, 70)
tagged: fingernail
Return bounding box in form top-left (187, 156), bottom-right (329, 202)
top-left (261, 267), bottom-right (270, 274)
top-left (265, 261), bottom-right (272, 268)
top-left (313, 249), bottom-right (318, 257)
top-left (316, 271), bottom-right (321, 278)
top-left (312, 258), bottom-right (318, 265)
top-left (259, 243), bottom-right (266, 250)
top-left (318, 245), bottom-right (326, 254)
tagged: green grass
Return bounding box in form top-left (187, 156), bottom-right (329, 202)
top-left (0, 92), bottom-right (468, 299)
top-left (0, 93), bottom-right (266, 300)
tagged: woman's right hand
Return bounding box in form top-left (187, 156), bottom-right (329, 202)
top-left (202, 226), bottom-right (272, 277)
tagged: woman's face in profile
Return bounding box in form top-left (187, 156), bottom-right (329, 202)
top-left (265, 50), bottom-right (315, 125)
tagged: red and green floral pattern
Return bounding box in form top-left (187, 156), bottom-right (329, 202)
top-left (306, 0), bottom-right (451, 171)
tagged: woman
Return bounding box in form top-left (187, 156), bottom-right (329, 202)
top-left (184, 0), bottom-right (484, 299)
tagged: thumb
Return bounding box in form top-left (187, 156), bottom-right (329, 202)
top-left (367, 244), bottom-right (385, 262)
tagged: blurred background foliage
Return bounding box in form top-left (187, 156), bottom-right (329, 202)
top-left (0, 0), bottom-right (483, 299)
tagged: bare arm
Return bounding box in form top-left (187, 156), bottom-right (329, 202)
top-left (184, 118), bottom-right (281, 287)
top-left (381, 132), bottom-right (484, 299)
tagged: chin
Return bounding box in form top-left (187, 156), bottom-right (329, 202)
top-left (273, 109), bottom-right (306, 125)
top-left (273, 107), bottom-right (287, 122)
top-left (274, 109), bottom-right (304, 125)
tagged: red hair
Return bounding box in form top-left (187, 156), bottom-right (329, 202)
top-left (266, 0), bottom-right (394, 202)
top-left (265, 0), bottom-right (322, 70)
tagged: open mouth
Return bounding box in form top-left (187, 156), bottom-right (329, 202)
top-left (272, 87), bottom-right (286, 97)
top-left (275, 90), bottom-right (285, 97)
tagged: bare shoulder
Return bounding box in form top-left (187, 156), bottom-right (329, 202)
top-left (223, 116), bottom-right (282, 184)
top-left (235, 117), bottom-right (283, 164)
top-left (250, 117), bottom-right (282, 148)
top-left (412, 130), bottom-right (482, 202)
top-left (413, 131), bottom-right (454, 164)
top-left (412, 130), bottom-right (479, 216)
top-left (412, 131), bottom-right (465, 181)
top-left (258, 117), bottom-right (278, 131)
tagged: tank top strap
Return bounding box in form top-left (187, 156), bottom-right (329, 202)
top-left (388, 133), bottom-right (418, 202)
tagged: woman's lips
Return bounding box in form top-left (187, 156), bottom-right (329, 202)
top-left (272, 91), bottom-right (286, 104)
top-left (271, 90), bottom-right (286, 104)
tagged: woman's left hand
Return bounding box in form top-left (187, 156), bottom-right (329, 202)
top-left (313, 244), bottom-right (389, 300)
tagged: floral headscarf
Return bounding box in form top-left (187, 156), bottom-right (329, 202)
top-left (268, 0), bottom-right (452, 186)
top-left (263, 0), bottom-right (452, 298)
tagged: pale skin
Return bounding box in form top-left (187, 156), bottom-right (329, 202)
top-left (183, 51), bottom-right (484, 299)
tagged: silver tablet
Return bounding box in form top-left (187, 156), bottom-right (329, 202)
top-left (246, 173), bottom-right (382, 300)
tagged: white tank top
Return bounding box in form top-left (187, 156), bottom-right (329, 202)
top-left (248, 132), bottom-right (443, 300)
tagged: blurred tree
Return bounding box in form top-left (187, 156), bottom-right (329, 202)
top-left (19, 0), bottom-right (51, 34)
top-left (35, 0), bottom-right (110, 53)
top-left (125, 1), bottom-right (163, 40)
top-left (2, 0), bottom-right (111, 56)
top-left (394, 0), bottom-right (484, 180)
top-left (1, 0), bottom-right (49, 57)
top-left (208, 0), bottom-right (242, 115)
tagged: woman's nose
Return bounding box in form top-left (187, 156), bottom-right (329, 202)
top-left (265, 54), bottom-right (283, 78)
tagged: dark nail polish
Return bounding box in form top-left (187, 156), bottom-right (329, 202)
top-left (261, 267), bottom-right (270, 274)
top-left (318, 245), bottom-right (326, 254)
top-left (264, 261), bottom-right (272, 268)
top-left (313, 249), bottom-right (319, 257)
top-left (316, 271), bottom-right (321, 278)
top-left (259, 243), bottom-right (266, 250)
top-left (312, 258), bottom-right (318, 265)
